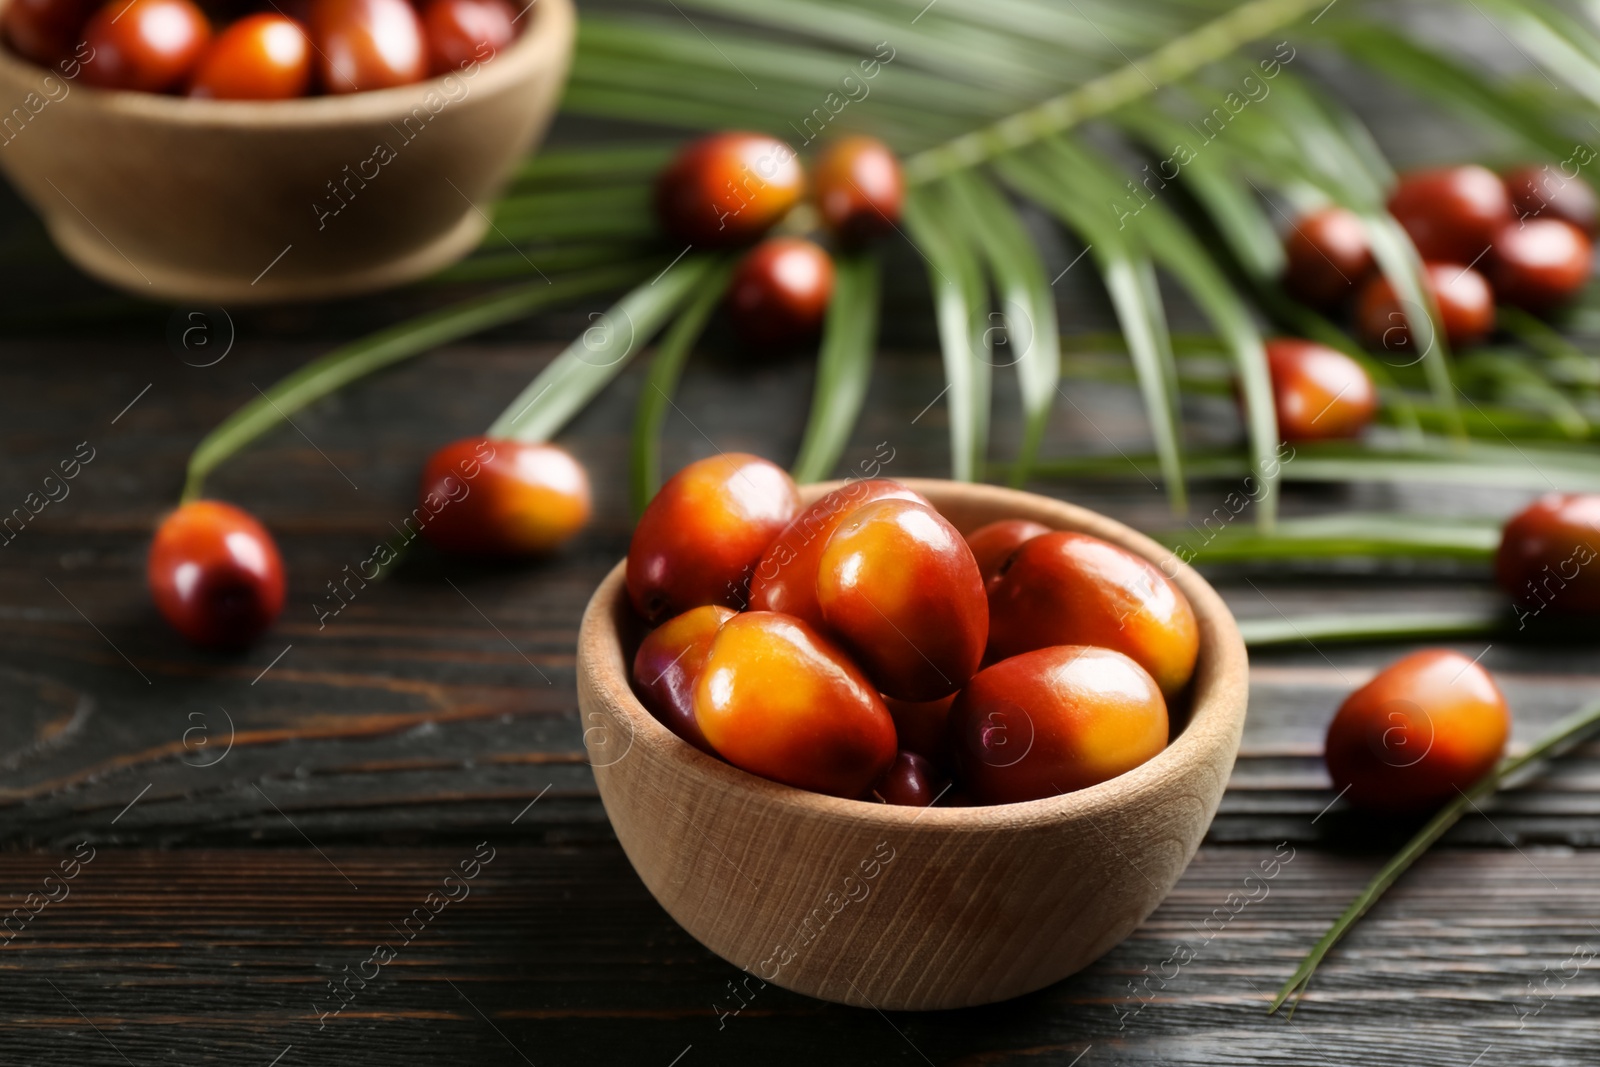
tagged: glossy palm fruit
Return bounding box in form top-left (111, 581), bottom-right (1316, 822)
top-left (1387, 165), bottom-right (1513, 264)
top-left (3, 0), bottom-right (97, 66)
top-left (1504, 164), bottom-right (1598, 235)
top-left (1283, 206), bottom-right (1375, 308)
top-left (948, 646), bottom-right (1169, 805)
top-left (187, 14), bottom-right (310, 99)
top-left (654, 132), bottom-right (804, 247)
top-left (1324, 649), bottom-right (1509, 813)
top-left (748, 478), bottom-right (928, 630)
top-left (965, 518), bottom-right (1050, 585)
top-left (147, 500), bottom-right (285, 648)
top-left (632, 604), bottom-right (734, 754)
top-left (882, 693), bottom-right (954, 764)
top-left (725, 237), bottom-right (835, 346)
top-left (309, 0), bottom-right (426, 93)
top-left (1264, 338), bottom-right (1378, 442)
top-left (80, 0), bottom-right (211, 92)
top-left (421, 0), bottom-right (515, 74)
top-left (627, 452), bottom-right (800, 623)
top-left (869, 750), bottom-right (947, 806)
top-left (816, 498), bottom-right (987, 701)
top-left (418, 437), bottom-right (590, 556)
top-left (1490, 218), bottom-right (1593, 313)
top-left (812, 135), bottom-right (904, 244)
top-left (1495, 493), bottom-right (1600, 615)
top-left (694, 612), bottom-right (896, 797)
top-left (1356, 262), bottom-right (1495, 352)
top-left (987, 531), bottom-right (1198, 700)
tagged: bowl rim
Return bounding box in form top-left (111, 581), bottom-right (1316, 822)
top-left (0, 0), bottom-right (573, 126)
top-left (580, 478), bottom-right (1250, 833)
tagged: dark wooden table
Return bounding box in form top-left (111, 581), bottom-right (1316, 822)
top-left (2, 148), bottom-right (1598, 1066)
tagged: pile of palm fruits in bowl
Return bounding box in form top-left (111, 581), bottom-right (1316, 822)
top-left (623, 455), bottom-right (1200, 807)
top-left (1284, 162), bottom-right (1595, 352)
top-left (1, 0), bottom-right (524, 97)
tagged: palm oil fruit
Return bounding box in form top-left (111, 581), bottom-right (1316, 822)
top-left (1283, 206), bottom-right (1375, 309)
top-left (654, 132), bottom-right (805, 247)
top-left (947, 646), bottom-right (1169, 805)
top-left (748, 478), bottom-right (929, 630)
top-left (187, 13), bottom-right (311, 99)
top-left (1387, 165), bottom-right (1513, 264)
top-left (627, 452), bottom-right (800, 623)
top-left (419, 437), bottom-right (590, 557)
top-left (81, 0), bottom-right (211, 92)
top-left (815, 498), bottom-right (988, 702)
top-left (986, 531), bottom-right (1199, 700)
top-left (1324, 649), bottom-right (1509, 813)
top-left (309, 0), bottom-right (427, 93)
top-left (3, 0), bottom-right (98, 66)
top-left (147, 500), bottom-right (285, 649)
top-left (1264, 338), bottom-right (1378, 442)
top-left (869, 750), bottom-right (947, 806)
top-left (725, 237), bottom-right (835, 347)
top-left (1495, 493), bottom-right (1600, 616)
top-left (421, 0), bottom-right (516, 74)
top-left (632, 604), bottom-right (734, 754)
top-left (1504, 164), bottom-right (1598, 234)
top-left (1490, 218), bottom-right (1593, 313)
top-left (812, 135), bottom-right (904, 244)
top-left (1357, 262), bottom-right (1495, 352)
top-left (694, 612), bottom-right (897, 798)
top-left (965, 518), bottom-right (1050, 585)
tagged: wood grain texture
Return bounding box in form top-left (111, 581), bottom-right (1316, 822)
top-left (0, 0), bottom-right (575, 303)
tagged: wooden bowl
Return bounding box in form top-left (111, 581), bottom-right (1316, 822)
top-left (577, 480), bottom-right (1249, 1011)
top-left (0, 0), bottom-right (573, 304)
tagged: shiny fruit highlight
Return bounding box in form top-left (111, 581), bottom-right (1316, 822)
top-left (654, 132), bottom-right (804, 247)
top-left (627, 452), bottom-right (800, 623)
top-left (1283, 206), bottom-right (1374, 308)
top-left (1263, 338), bottom-right (1378, 442)
top-left (631, 604), bottom-right (734, 754)
top-left (812, 135), bottom-right (904, 244)
top-left (986, 531), bottom-right (1199, 699)
top-left (188, 13), bottom-right (310, 99)
top-left (816, 498), bottom-right (987, 701)
top-left (418, 437), bottom-right (590, 557)
top-left (1495, 493), bottom-right (1600, 616)
top-left (1490, 218), bottom-right (1593, 313)
top-left (1324, 648), bottom-right (1509, 813)
top-left (1387, 165), bottom-right (1513, 264)
top-left (80, 0), bottom-right (211, 92)
top-left (147, 500), bottom-right (285, 648)
top-left (869, 750), bottom-right (947, 806)
top-left (309, 0), bottom-right (427, 93)
top-left (694, 612), bottom-right (897, 798)
top-left (725, 237), bottom-right (835, 347)
top-left (947, 645), bottom-right (1169, 805)
top-left (1357, 262), bottom-right (1495, 352)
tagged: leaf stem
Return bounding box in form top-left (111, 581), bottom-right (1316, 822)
top-left (903, 0), bottom-right (1328, 184)
top-left (1269, 696), bottom-right (1600, 1016)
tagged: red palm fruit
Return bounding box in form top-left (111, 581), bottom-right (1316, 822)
top-left (80, 0), bottom-right (211, 92)
top-left (1504, 164), bottom-right (1598, 234)
top-left (1283, 206), bottom-right (1375, 308)
top-left (653, 132), bottom-right (805, 246)
top-left (1356, 262), bottom-right (1495, 352)
top-left (1387, 165), bottom-right (1513, 263)
top-left (964, 518), bottom-right (1050, 585)
top-left (309, 0), bottom-right (427, 93)
top-left (725, 237), bottom-right (835, 346)
top-left (1263, 338), bottom-right (1378, 442)
top-left (418, 437), bottom-right (590, 556)
top-left (694, 612), bottom-right (897, 797)
top-left (1495, 494), bottom-right (1600, 616)
top-left (631, 604), bottom-right (734, 754)
top-left (421, 0), bottom-right (515, 74)
top-left (1324, 649), bottom-right (1509, 813)
top-left (748, 478), bottom-right (929, 630)
top-left (1490, 218), bottom-right (1593, 313)
top-left (147, 500), bottom-right (285, 648)
top-left (947, 646), bottom-right (1169, 805)
top-left (812, 135), bottom-right (904, 244)
top-left (627, 453), bottom-right (800, 623)
top-left (986, 531), bottom-right (1199, 700)
top-left (869, 750), bottom-right (948, 806)
top-left (4, 0), bottom-right (99, 67)
top-left (187, 13), bottom-right (311, 99)
top-left (816, 498), bottom-right (987, 701)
